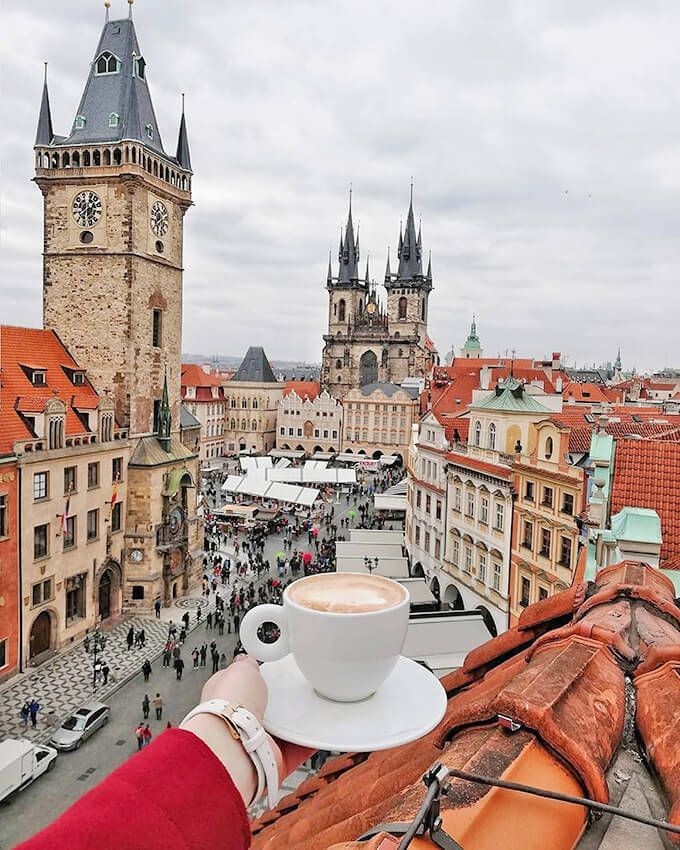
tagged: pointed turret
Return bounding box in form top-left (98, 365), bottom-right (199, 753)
top-left (65, 17), bottom-right (166, 154)
top-left (326, 250), bottom-right (333, 286)
top-left (397, 191), bottom-right (422, 280)
top-left (158, 368), bottom-right (172, 452)
top-left (364, 256), bottom-right (370, 287)
top-left (384, 248), bottom-right (392, 284)
top-left (615, 347), bottom-right (622, 372)
top-left (426, 250), bottom-right (432, 283)
top-left (35, 65), bottom-right (54, 146)
top-left (337, 193), bottom-right (360, 286)
top-left (176, 96), bottom-right (192, 171)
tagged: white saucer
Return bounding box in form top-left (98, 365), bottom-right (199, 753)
top-left (259, 655), bottom-right (447, 752)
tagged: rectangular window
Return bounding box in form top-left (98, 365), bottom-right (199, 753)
top-left (542, 486), bottom-right (553, 508)
top-left (112, 457), bottom-right (123, 483)
top-left (33, 472), bottom-right (48, 501)
top-left (493, 562), bottom-right (502, 592)
top-left (538, 586), bottom-right (549, 601)
top-left (279, 427), bottom-right (284, 435)
top-left (522, 520), bottom-right (533, 549)
top-left (63, 516), bottom-right (76, 550)
top-left (0, 495), bottom-right (6, 538)
top-left (0, 639), bottom-right (5, 669)
top-left (478, 553), bottom-right (487, 583)
top-left (415, 525), bottom-right (421, 545)
top-left (562, 493), bottom-right (574, 515)
top-left (152, 309), bottom-right (163, 347)
top-left (495, 502), bottom-right (504, 531)
top-left (452, 539), bottom-right (460, 566)
top-left (66, 575), bottom-right (86, 623)
top-left (464, 546), bottom-right (472, 573)
top-left (416, 489), bottom-right (422, 509)
top-left (454, 487), bottom-right (461, 512)
top-left (559, 536), bottom-right (572, 567)
top-left (436, 500), bottom-right (442, 521)
top-left (525, 481), bottom-right (535, 502)
top-left (480, 497), bottom-right (489, 524)
top-left (32, 577), bottom-right (53, 607)
top-left (434, 538), bottom-right (441, 559)
top-left (424, 531), bottom-right (431, 553)
top-left (520, 576), bottom-right (531, 608)
top-left (34, 523), bottom-right (49, 559)
top-left (425, 494), bottom-right (431, 514)
top-left (111, 501), bottom-right (122, 533)
top-left (63, 466), bottom-right (77, 495)
top-left (87, 462), bottom-right (100, 489)
top-left (87, 509), bottom-right (99, 541)
top-left (540, 528), bottom-right (552, 558)
top-left (466, 492), bottom-right (475, 518)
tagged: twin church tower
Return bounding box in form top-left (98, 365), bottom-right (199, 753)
top-left (321, 192), bottom-right (438, 399)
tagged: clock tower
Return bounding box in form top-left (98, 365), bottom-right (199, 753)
top-left (34, 9), bottom-right (202, 609)
top-left (34, 13), bottom-right (192, 437)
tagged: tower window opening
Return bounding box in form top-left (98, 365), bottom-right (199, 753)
top-left (135, 57), bottom-right (146, 79)
top-left (109, 112), bottom-right (120, 128)
top-left (338, 299), bottom-right (346, 323)
top-left (146, 124), bottom-right (154, 140)
top-left (75, 115), bottom-right (86, 130)
top-left (96, 52), bottom-right (120, 75)
top-left (398, 296), bottom-right (407, 319)
top-left (152, 308), bottom-right (163, 348)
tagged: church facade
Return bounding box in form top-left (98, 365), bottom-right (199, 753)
top-left (33, 10), bottom-right (202, 610)
top-left (320, 193), bottom-right (438, 399)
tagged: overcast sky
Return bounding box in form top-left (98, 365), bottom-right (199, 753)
top-left (2, 1), bottom-right (679, 371)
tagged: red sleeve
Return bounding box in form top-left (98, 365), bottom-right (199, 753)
top-left (16, 729), bottom-right (251, 850)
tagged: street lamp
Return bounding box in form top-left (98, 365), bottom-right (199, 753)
top-left (84, 626), bottom-right (107, 691)
top-left (363, 556), bottom-right (379, 575)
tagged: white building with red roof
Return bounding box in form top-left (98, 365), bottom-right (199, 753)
top-left (180, 363), bottom-right (226, 461)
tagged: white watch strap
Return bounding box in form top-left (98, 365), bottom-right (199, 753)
top-left (181, 699), bottom-right (279, 809)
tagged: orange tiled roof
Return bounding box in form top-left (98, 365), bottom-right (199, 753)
top-left (445, 450), bottom-right (513, 480)
top-left (251, 562), bottom-right (680, 850)
top-left (0, 326), bottom-right (100, 455)
top-left (611, 438), bottom-right (680, 560)
top-left (562, 381), bottom-right (615, 404)
top-left (180, 363), bottom-right (225, 402)
top-left (283, 381), bottom-right (320, 401)
top-left (550, 408), bottom-right (680, 454)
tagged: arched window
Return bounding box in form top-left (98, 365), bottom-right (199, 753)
top-left (83, 150), bottom-right (91, 167)
top-left (75, 115), bottom-right (86, 130)
top-left (72, 151), bottom-right (80, 167)
top-left (135, 56), bottom-right (146, 79)
top-left (93, 150), bottom-right (101, 166)
top-left (338, 299), bottom-right (346, 323)
top-left (544, 436), bottom-right (554, 459)
top-left (251, 420), bottom-right (257, 431)
top-left (103, 149), bottom-right (111, 166)
top-left (230, 418), bottom-right (236, 429)
top-left (335, 359), bottom-right (342, 369)
top-left (398, 296), bottom-right (407, 319)
top-left (96, 52), bottom-right (119, 75)
top-left (359, 350), bottom-right (378, 386)
top-left (488, 423), bottom-right (496, 450)
top-left (421, 298), bottom-right (426, 321)
top-left (474, 420), bottom-right (482, 447)
top-left (146, 124), bottom-right (154, 140)
top-left (252, 399), bottom-right (258, 409)
top-left (131, 147), bottom-right (137, 164)
top-left (109, 113), bottom-right (120, 128)
top-left (241, 399), bottom-right (247, 409)
top-left (62, 152), bottom-right (70, 167)
top-left (241, 419), bottom-right (246, 430)
top-left (113, 148), bottom-right (122, 165)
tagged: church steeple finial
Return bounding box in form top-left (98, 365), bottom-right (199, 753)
top-left (35, 62), bottom-right (54, 146)
top-left (104, 0), bottom-right (111, 21)
top-left (158, 367), bottom-right (172, 452)
top-left (128, 0), bottom-right (134, 18)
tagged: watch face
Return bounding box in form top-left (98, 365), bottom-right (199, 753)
top-left (150, 201), bottom-right (169, 237)
top-left (129, 549), bottom-right (144, 563)
top-left (72, 191), bottom-right (102, 227)
top-left (366, 302), bottom-right (376, 314)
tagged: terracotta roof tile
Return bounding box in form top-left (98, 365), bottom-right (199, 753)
top-left (611, 439), bottom-right (680, 560)
top-left (252, 560), bottom-right (680, 849)
top-left (0, 325), bottom-right (101, 455)
top-left (444, 450), bottom-right (513, 480)
top-left (283, 381), bottom-right (321, 401)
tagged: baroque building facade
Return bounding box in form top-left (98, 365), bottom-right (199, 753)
top-left (224, 348), bottom-right (283, 455)
top-left (321, 193), bottom-right (438, 399)
top-left (33, 12), bottom-right (202, 612)
top-left (276, 386), bottom-right (342, 454)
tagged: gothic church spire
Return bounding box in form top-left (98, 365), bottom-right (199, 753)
top-left (35, 64), bottom-right (54, 146)
top-left (337, 191), bottom-right (360, 285)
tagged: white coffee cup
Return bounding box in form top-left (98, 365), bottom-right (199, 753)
top-left (239, 572), bottom-right (409, 702)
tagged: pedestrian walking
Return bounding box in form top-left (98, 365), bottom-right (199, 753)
top-left (142, 694), bottom-right (150, 719)
top-left (211, 650), bottom-right (219, 673)
top-left (142, 659), bottom-right (152, 681)
top-left (168, 621), bottom-right (177, 639)
top-left (196, 606), bottom-right (202, 623)
top-left (29, 699), bottom-right (40, 728)
top-left (102, 662), bottom-right (110, 685)
top-left (20, 701), bottom-right (29, 728)
top-left (152, 693), bottom-right (163, 720)
top-left (192, 647), bottom-right (199, 669)
top-left (126, 626), bottom-right (134, 651)
top-left (182, 612), bottom-right (190, 631)
top-left (142, 725), bottom-right (152, 748)
top-left (135, 723), bottom-right (144, 751)
top-left (206, 611), bottom-right (213, 630)
top-left (199, 644), bottom-right (207, 667)
top-left (174, 657), bottom-right (185, 680)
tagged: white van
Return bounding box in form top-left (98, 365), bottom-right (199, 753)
top-left (0, 738), bottom-right (57, 803)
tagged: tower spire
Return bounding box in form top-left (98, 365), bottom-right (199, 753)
top-left (337, 190), bottom-right (359, 285)
top-left (396, 185), bottom-right (423, 280)
top-left (426, 250), bottom-right (432, 283)
top-left (176, 92), bottom-right (192, 170)
top-left (327, 250), bottom-right (333, 286)
top-left (158, 367), bottom-right (172, 452)
top-left (35, 63), bottom-right (54, 146)
top-left (384, 247), bottom-right (392, 284)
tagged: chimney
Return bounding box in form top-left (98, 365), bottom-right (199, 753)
top-left (480, 366), bottom-right (491, 391)
top-left (555, 376), bottom-right (563, 393)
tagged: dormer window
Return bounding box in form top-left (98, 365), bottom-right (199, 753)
top-left (72, 371), bottom-right (85, 386)
top-left (95, 51), bottom-right (120, 75)
top-left (135, 56), bottom-right (146, 79)
top-left (145, 124), bottom-right (154, 140)
top-left (109, 112), bottom-right (120, 128)
top-left (75, 115), bottom-right (86, 130)
top-left (32, 370), bottom-right (47, 387)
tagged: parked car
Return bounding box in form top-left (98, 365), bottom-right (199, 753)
top-left (0, 739), bottom-right (57, 803)
top-left (50, 702), bottom-right (110, 751)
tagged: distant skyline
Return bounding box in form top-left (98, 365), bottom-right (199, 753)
top-left (3, 1), bottom-right (679, 372)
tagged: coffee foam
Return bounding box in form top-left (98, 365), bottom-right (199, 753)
top-left (289, 573), bottom-right (404, 613)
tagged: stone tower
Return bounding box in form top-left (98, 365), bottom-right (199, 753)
top-left (321, 189), bottom-right (437, 399)
top-left (34, 14), bottom-right (193, 438)
top-left (33, 9), bottom-right (202, 610)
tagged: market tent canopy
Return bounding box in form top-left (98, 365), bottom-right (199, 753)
top-left (374, 494), bottom-right (407, 512)
top-left (380, 455), bottom-right (399, 466)
top-left (336, 555), bottom-right (410, 578)
top-left (222, 475), bottom-right (319, 507)
top-left (240, 456), bottom-right (273, 473)
top-left (336, 542), bottom-right (405, 559)
top-left (396, 578), bottom-right (436, 606)
top-left (402, 613), bottom-right (493, 676)
top-left (267, 466), bottom-right (356, 485)
top-left (312, 452), bottom-right (336, 460)
top-left (349, 529), bottom-right (405, 545)
top-left (269, 449), bottom-right (305, 460)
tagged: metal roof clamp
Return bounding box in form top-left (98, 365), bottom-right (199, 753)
top-left (497, 713), bottom-right (522, 732)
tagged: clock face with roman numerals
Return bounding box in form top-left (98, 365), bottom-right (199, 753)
top-left (150, 201), bottom-right (169, 237)
top-left (72, 191), bottom-right (103, 227)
